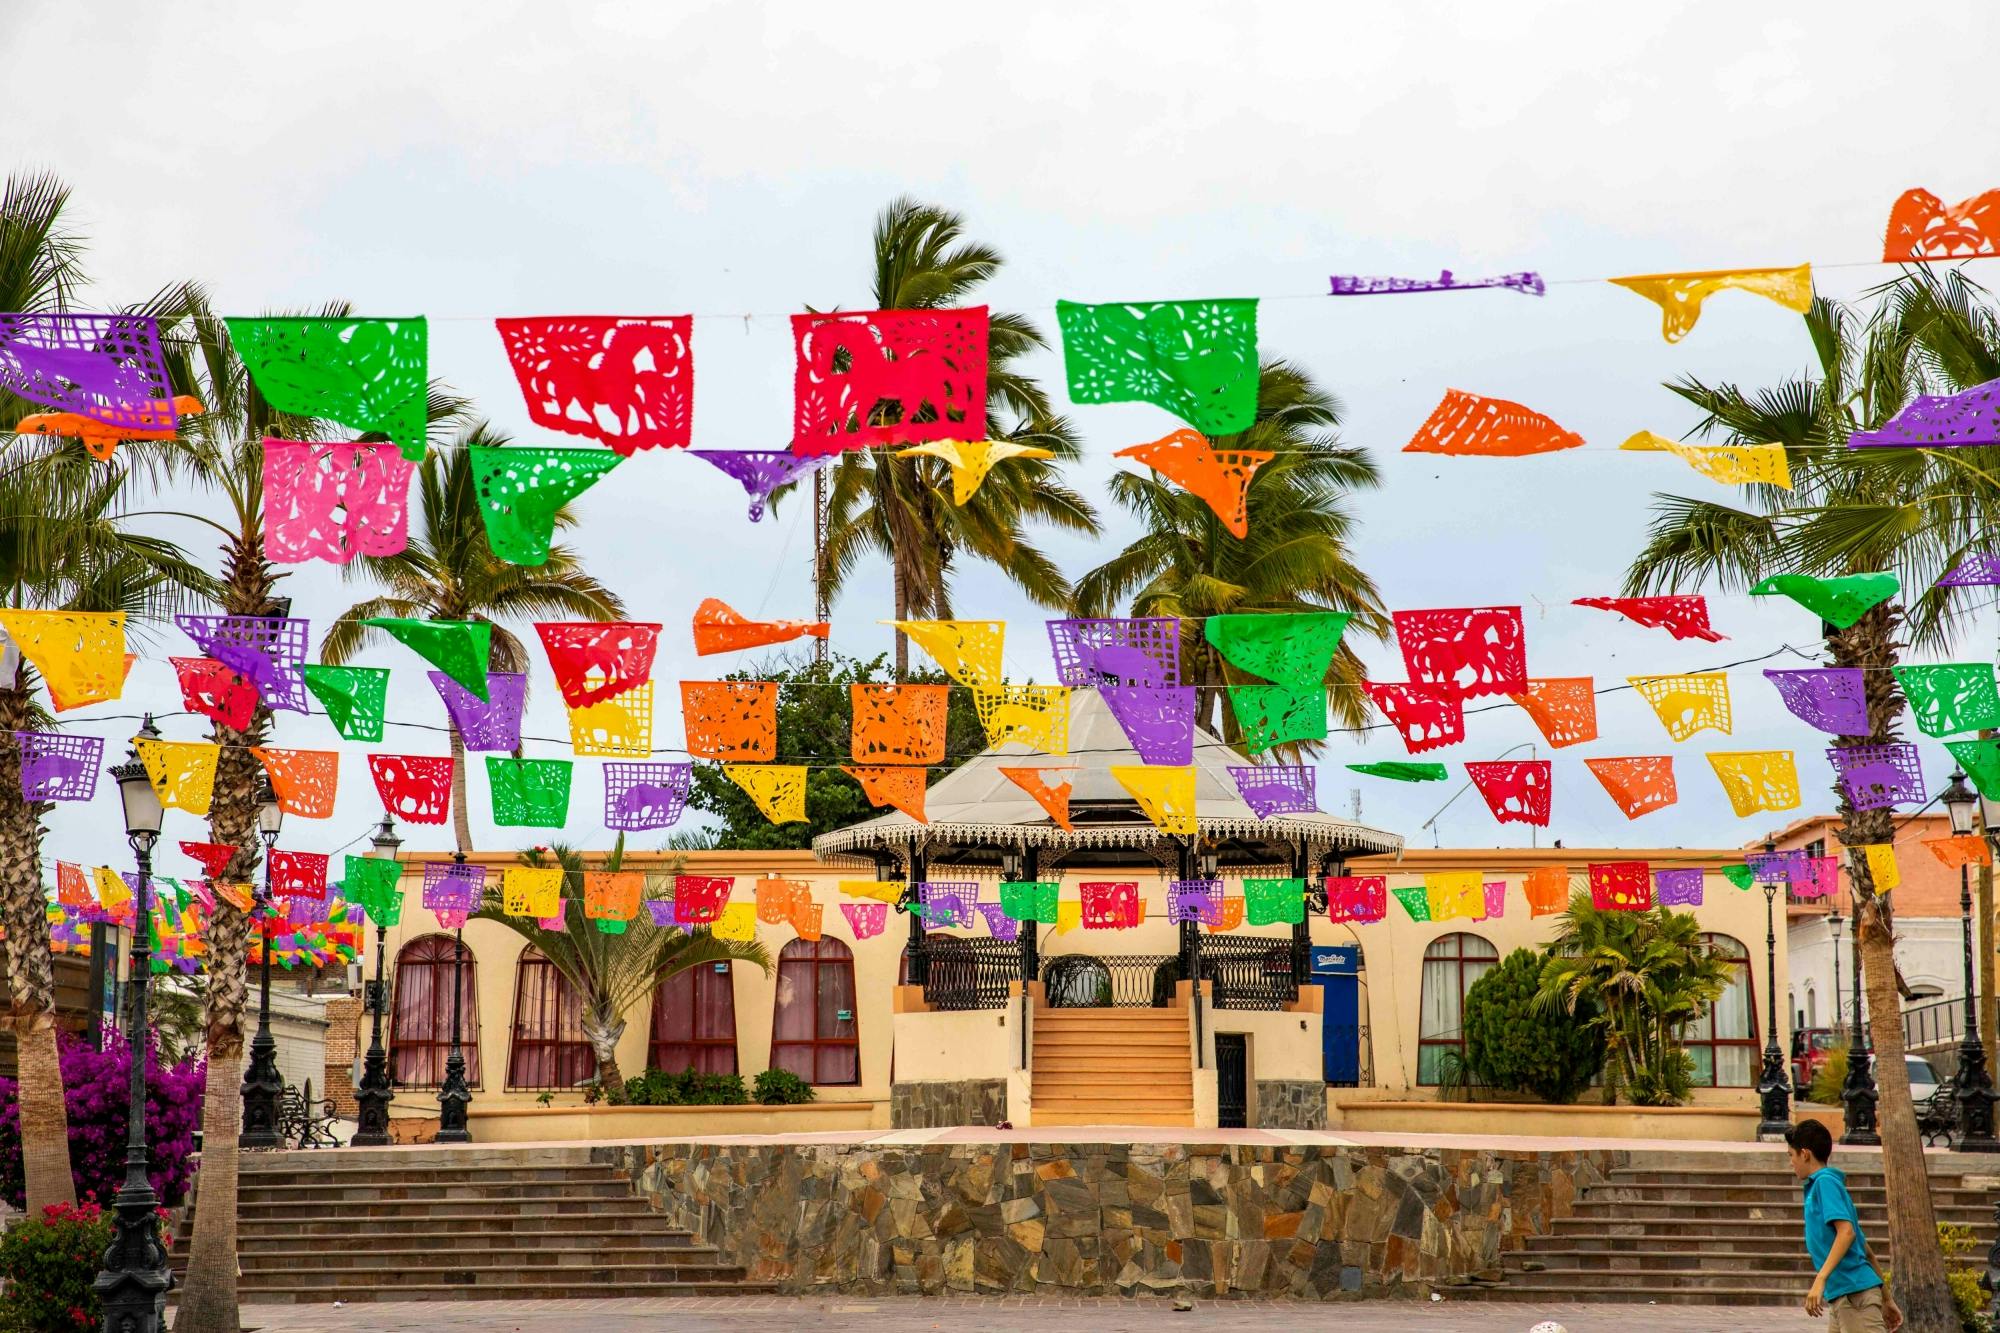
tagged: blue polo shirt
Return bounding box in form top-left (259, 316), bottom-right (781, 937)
top-left (1803, 1166), bottom-right (1882, 1302)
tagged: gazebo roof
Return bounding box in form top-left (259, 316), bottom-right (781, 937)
top-left (813, 690), bottom-right (1403, 869)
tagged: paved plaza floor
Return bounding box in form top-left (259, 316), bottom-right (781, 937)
top-left (222, 1295), bottom-right (1814, 1332)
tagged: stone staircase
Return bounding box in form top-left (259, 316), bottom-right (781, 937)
top-left (1461, 1158), bottom-right (1997, 1307)
top-left (171, 1146), bottom-right (775, 1304)
top-left (1031, 1007), bottom-right (1194, 1126)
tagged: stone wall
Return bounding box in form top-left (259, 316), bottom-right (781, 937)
top-left (1254, 1080), bottom-right (1326, 1130)
top-left (890, 1079), bottom-right (1008, 1129)
top-left (622, 1140), bottom-right (1624, 1299)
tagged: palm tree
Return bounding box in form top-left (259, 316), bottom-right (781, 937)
top-left (817, 198), bottom-right (1099, 677)
top-left (0, 171), bottom-right (209, 1217)
top-left (473, 840), bottom-right (770, 1090)
top-left (1622, 276), bottom-right (2000, 1329)
top-left (321, 424), bottom-right (625, 851)
top-left (1071, 359), bottom-right (1388, 746)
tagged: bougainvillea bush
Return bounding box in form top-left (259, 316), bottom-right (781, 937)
top-left (0, 1199), bottom-right (112, 1332)
top-left (0, 1030), bottom-right (204, 1210)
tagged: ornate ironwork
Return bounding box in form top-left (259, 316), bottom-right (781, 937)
top-left (277, 1078), bottom-right (342, 1149)
top-left (1200, 936), bottom-right (1300, 1011)
top-left (352, 920), bottom-right (394, 1147)
top-left (920, 936), bottom-right (1022, 1011)
top-left (1756, 881), bottom-right (1793, 1138)
top-left (239, 894), bottom-right (284, 1149)
top-left (436, 928), bottom-right (472, 1143)
top-left (1841, 901), bottom-right (1878, 1146)
top-left (1042, 953), bottom-right (1181, 1008)
top-left (1954, 862), bottom-right (2000, 1151)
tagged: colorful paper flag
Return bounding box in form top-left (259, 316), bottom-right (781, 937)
top-left (469, 445), bottom-right (623, 566)
top-left (897, 439), bottom-right (1053, 505)
top-left (1404, 389), bottom-right (1583, 457)
top-left (225, 316), bottom-right (428, 458)
top-left (997, 766), bottom-right (1075, 830)
top-left (725, 764), bottom-right (807, 824)
top-left (0, 610), bottom-right (126, 711)
top-left (1707, 750), bottom-right (1801, 817)
top-left (494, 315), bottom-right (693, 454)
top-left (1509, 678), bottom-right (1598, 748)
top-left (364, 618), bottom-right (492, 699)
top-left (1583, 755), bottom-right (1678, 819)
top-left (844, 765), bottom-right (928, 823)
top-left (1111, 763), bottom-right (1195, 836)
top-left (681, 681), bottom-right (777, 761)
top-left (367, 754), bottom-right (453, 825)
top-left (1748, 573), bottom-right (1899, 629)
top-left (1619, 430), bottom-right (1792, 489)
top-left (1571, 595), bottom-right (1725, 643)
top-left (134, 736), bottom-right (219, 816)
top-left (889, 620), bottom-right (1004, 687)
top-left (694, 599), bottom-right (829, 656)
top-left (487, 757), bottom-right (573, 827)
top-left (1113, 429), bottom-right (1274, 538)
top-left (1056, 298), bottom-right (1259, 435)
top-left (300, 664), bottom-right (391, 742)
top-left (792, 307), bottom-right (989, 454)
top-left (263, 440), bottom-right (417, 562)
top-left (1630, 673), bottom-right (1732, 741)
top-left (1607, 265), bottom-right (1813, 342)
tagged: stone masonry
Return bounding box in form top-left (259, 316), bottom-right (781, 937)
top-left (322, 995), bottom-right (362, 1118)
top-left (1252, 1080), bottom-right (1326, 1130)
top-left (622, 1140), bottom-right (1623, 1299)
top-left (890, 1079), bottom-right (1009, 1129)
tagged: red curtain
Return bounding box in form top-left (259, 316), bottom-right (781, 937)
top-left (649, 963), bottom-right (739, 1074)
top-left (506, 949), bottom-right (595, 1090)
top-left (771, 938), bottom-right (859, 1085)
top-left (389, 935), bottom-right (481, 1087)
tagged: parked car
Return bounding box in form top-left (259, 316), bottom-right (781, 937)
top-left (1907, 1054), bottom-right (1941, 1105)
top-left (1791, 1027), bottom-right (1841, 1090)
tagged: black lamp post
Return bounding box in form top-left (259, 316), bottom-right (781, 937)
top-left (1827, 908), bottom-right (1844, 1037)
top-left (239, 778), bottom-right (285, 1149)
top-left (1841, 884), bottom-right (1879, 1145)
top-left (93, 735), bottom-right (171, 1332)
top-left (1942, 771), bottom-right (1999, 1151)
top-left (435, 854), bottom-right (473, 1143)
top-left (351, 814), bottom-right (402, 1147)
top-left (1756, 839), bottom-right (1795, 1139)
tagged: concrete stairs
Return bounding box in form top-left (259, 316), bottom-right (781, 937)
top-left (1031, 1006), bottom-right (1194, 1126)
top-left (171, 1146), bottom-right (775, 1304)
top-left (1459, 1159), bottom-right (1997, 1307)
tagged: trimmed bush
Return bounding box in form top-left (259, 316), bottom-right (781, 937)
top-left (1464, 947), bottom-right (1605, 1103)
top-left (620, 1069), bottom-right (749, 1106)
top-left (753, 1069), bottom-right (814, 1105)
top-left (0, 1199), bottom-right (113, 1332)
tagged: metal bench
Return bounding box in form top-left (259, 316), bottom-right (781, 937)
top-left (275, 1078), bottom-right (342, 1149)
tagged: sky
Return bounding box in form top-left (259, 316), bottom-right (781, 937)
top-left (6, 0), bottom-right (2000, 876)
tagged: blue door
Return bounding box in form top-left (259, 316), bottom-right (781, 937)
top-left (1311, 945), bottom-right (1360, 1086)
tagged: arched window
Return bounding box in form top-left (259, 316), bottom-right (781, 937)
top-left (649, 962), bottom-right (738, 1074)
top-left (1685, 933), bottom-right (1756, 1087)
top-left (389, 934), bottom-right (480, 1088)
top-left (771, 937), bottom-right (859, 1085)
top-left (1805, 984), bottom-right (1817, 1030)
top-left (1417, 933), bottom-right (1498, 1085)
top-left (507, 947), bottom-right (595, 1091)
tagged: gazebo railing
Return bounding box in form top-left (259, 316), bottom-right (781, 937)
top-left (1200, 937), bottom-right (1298, 1011)
top-left (920, 936), bottom-right (1022, 1011)
top-left (1042, 954), bottom-right (1182, 1008)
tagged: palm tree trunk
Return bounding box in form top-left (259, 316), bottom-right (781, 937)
top-left (582, 1006), bottom-right (625, 1095)
top-left (12, 1021), bottom-right (72, 1211)
top-left (450, 725), bottom-right (473, 855)
top-left (892, 563), bottom-right (910, 681)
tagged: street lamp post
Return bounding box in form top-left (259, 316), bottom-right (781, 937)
top-left (1941, 771), bottom-right (1999, 1152)
top-left (1756, 840), bottom-right (1794, 1139)
top-left (1827, 908), bottom-right (1845, 1038)
top-left (92, 734), bottom-right (171, 1332)
top-left (239, 779), bottom-right (285, 1149)
top-left (1841, 888), bottom-right (1879, 1146)
top-left (435, 854), bottom-right (473, 1143)
top-left (350, 814), bottom-right (402, 1147)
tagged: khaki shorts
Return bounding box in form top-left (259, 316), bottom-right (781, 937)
top-left (1830, 1285), bottom-right (1888, 1333)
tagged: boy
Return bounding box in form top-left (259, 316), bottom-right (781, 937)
top-left (1783, 1118), bottom-right (1904, 1332)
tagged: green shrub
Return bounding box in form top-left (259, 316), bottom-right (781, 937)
top-left (621, 1069), bottom-right (749, 1106)
top-left (0, 1200), bottom-right (112, 1332)
top-left (1463, 948), bottom-right (1605, 1103)
top-left (1806, 1044), bottom-right (1849, 1105)
top-left (754, 1069), bottom-right (815, 1105)
top-left (1627, 1049), bottom-right (1695, 1107)
top-left (1886, 1224), bottom-right (1983, 1332)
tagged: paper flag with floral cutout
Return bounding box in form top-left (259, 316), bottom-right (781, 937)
top-left (1404, 389), bottom-right (1583, 457)
top-left (251, 747), bottom-right (338, 819)
top-left (1883, 187), bottom-right (2000, 262)
top-left (92, 865), bottom-right (132, 915)
top-left (1608, 266), bottom-right (1813, 342)
top-left (14, 394), bottom-right (201, 462)
top-left (1228, 764), bottom-right (1315, 818)
top-left (1794, 857), bottom-right (1841, 900)
top-left (897, 439), bottom-right (1054, 505)
top-left (1079, 881), bottom-right (1141, 930)
top-left (1509, 678), bottom-right (1597, 748)
top-left (1465, 760), bottom-right (1552, 827)
top-left (18, 731), bottom-right (103, 803)
top-left (1325, 875), bottom-right (1387, 924)
top-left (792, 307), bottom-right (988, 454)
top-left (1203, 612), bottom-right (1350, 689)
top-left (1763, 668), bottom-right (1868, 736)
top-left (997, 766), bottom-right (1075, 829)
top-left (226, 317), bottom-right (427, 458)
top-left (998, 880), bottom-right (1060, 924)
top-left (1227, 684), bottom-right (1327, 755)
top-left (1245, 877), bottom-right (1306, 926)
top-left (689, 449), bottom-right (833, 522)
top-left (299, 664), bottom-right (390, 742)
top-left (1523, 866), bottom-right (1571, 917)
top-left (1205, 897), bottom-right (1246, 933)
top-left (469, 445), bottom-right (623, 566)
top-left (1113, 429), bottom-right (1274, 539)
top-left (1619, 431), bottom-right (1792, 489)
top-left (1479, 881), bottom-right (1507, 920)
top-left (1749, 572), bottom-right (1899, 629)
top-left (603, 760), bottom-right (690, 831)
top-left (790, 898), bottom-right (825, 941)
top-left (1894, 663), bottom-right (2000, 737)
top-left (754, 878), bottom-right (811, 926)
top-left (179, 841), bottom-right (240, 881)
top-left (1589, 861), bottom-right (1652, 912)
top-left (1722, 863), bottom-right (1756, 890)
top-left (1654, 867), bottom-right (1704, 909)
top-left (839, 900), bottom-right (888, 940)
top-left (888, 620), bottom-right (1004, 687)
top-left (176, 613), bottom-right (310, 714)
top-left (1851, 379), bottom-right (2000, 449)
top-left (1362, 681), bottom-right (1465, 754)
top-left (538, 621), bottom-right (660, 708)
top-left (1859, 843), bottom-right (1901, 893)
top-left (693, 599), bottom-right (829, 656)
top-left (487, 756), bottom-right (572, 827)
top-left (1926, 834), bottom-right (1991, 870)
top-left (1571, 595), bottom-right (1725, 642)
top-left (1111, 763), bottom-right (1195, 836)
top-left (710, 902), bottom-right (758, 942)
top-left (495, 315), bottom-right (693, 454)
top-left (263, 440), bottom-right (416, 563)
top-left (1939, 551), bottom-right (2000, 587)
top-left (844, 765), bottom-right (928, 823)
top-left (1707, 750), bottom-right (1801, 817)
top-left (365, 618), bottom-right (491, 699)
top-left (1391, 884), bottom-right (1431, 922)
top-left (1102, 685), bottom-right (1196, 764)
top-left (269, 849), bottom-right (329, 901)
top-left (429, 671), bottom-right (524, 752)
top-left (673, 876), bottom-right (734, 925)
top-left (0, 313), bottom-right (175, 428)
top-left (1056, 298), bottom-right (1259, 435)
top-left (366, 752), bottom-right (452, 824)
top-left (1630, 673), bottom-right (1732, 741)
top-left (972, 685), bottom-right (1070, 752)
top-left (568, 681), bottom-right (653, 758)
top-left (1828, 742), bottom-right (1925, 810)
top-left (170, 656), bottom-right (257, 731)
top-left (1394, 606), bottom-right (1526, 699)
top-left (134, 737), bottom-right (219, 816)
top-left (502, 866), bottom-right (564, 919)
top-left (975, 901), bottom-right (1019, 941)
top-left (1347, 761), bottom-right (1448, 782)
top-left (1168, 879), bottom-right (1222, 926)
top-left (1584, 755), bottom-right (1678, 819)
top-left (0, 610), bottom-right (126, 711)
top-left (344, 854), bottom-right (403, 915)
top-left (726, 764), bottom-right (806, 825)
top-left (681, 681), bottom-right (777, 761)
top-left (839, 879), bottom-right (903, 905)
top-left (1947, 737), bottom-right (2000, 799)
top-left (1424, 871), bottom-right (1484, 921)
top-left (1048, 616), bottom-right (1181, 687)
top-left (851, 684), bottom-right (949, 765)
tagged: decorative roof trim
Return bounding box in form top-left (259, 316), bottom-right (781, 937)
top-left (814, 816), bottom-right (1402, 855)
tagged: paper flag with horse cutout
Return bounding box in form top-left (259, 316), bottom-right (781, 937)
top-left (1630, 673), bottom-right (1732, 741)
top-left (495, 315), bottom-right (693, 454)
top-left (367, 754), bottom-right (453, 825)
top-left (792, 307), bottom-right (988, 454)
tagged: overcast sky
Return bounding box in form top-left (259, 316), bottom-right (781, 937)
top-left (7, 0), bottom-right (1999, 875)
